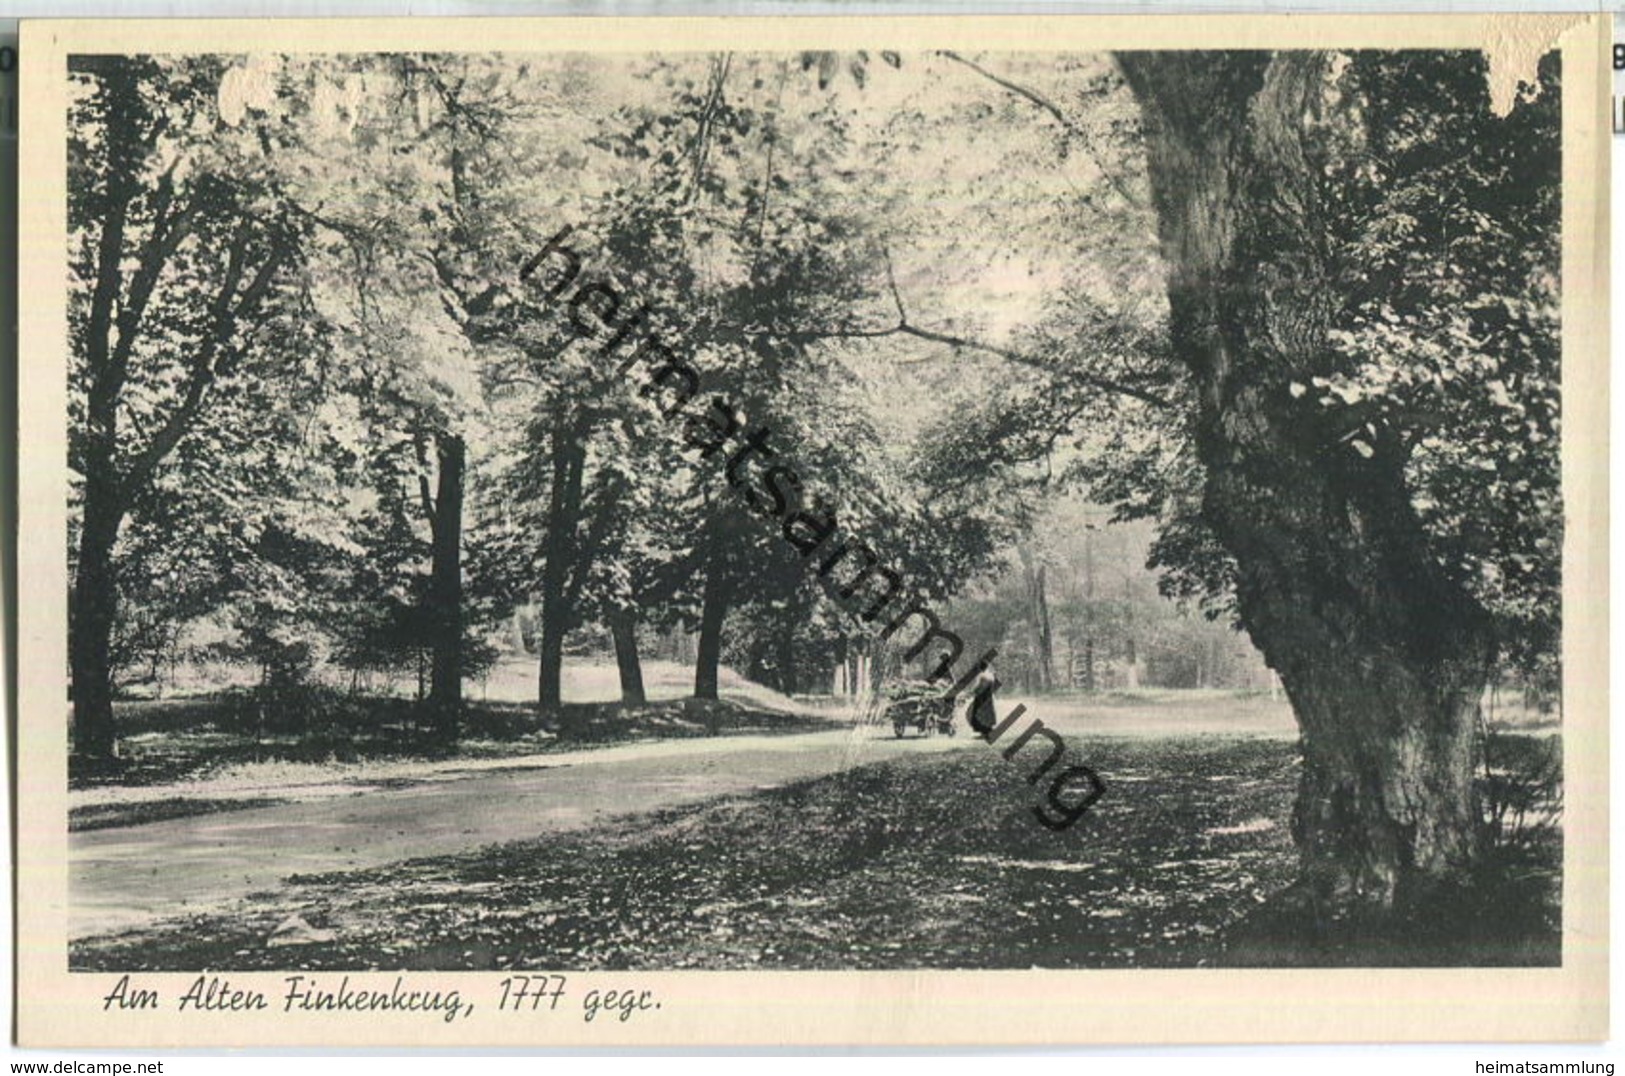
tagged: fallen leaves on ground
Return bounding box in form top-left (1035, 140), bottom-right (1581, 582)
top-left (70, 735), bottom-right (1558, 971)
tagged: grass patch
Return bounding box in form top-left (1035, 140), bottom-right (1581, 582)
top-left (70, 797), bottom-right (293, 833)
top-left (74, 695), bottom-right (839, 791)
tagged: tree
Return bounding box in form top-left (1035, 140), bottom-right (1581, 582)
top-left (420, 431), bottom-right (465, 737)
top-left (68, 56), bottom-right (309, 764)
top-left (1116, 50), bottom-right (1556, 917)
top-left (562, 53), bottom-right (903, 705)
top-left (1320, 52), bottom-right (1563, 706)
top-left (789, 48), bottom-right (1556, 919)
top-left (286, 53), bottom-right (541, 739)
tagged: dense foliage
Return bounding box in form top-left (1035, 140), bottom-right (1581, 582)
top-left (67, 49), bottom-right (1563, 752)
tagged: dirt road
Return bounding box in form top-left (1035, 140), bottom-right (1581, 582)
top-left (71, 692), bottom-right (1297, 941)
top-left (70, 725), bottom-right (971, 940)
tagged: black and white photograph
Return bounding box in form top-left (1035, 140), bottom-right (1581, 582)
top-left (15, 13), bottom-right (1609, 1047)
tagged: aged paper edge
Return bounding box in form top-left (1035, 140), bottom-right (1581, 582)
top-left (13, 12), bottom-right (1610, 1048)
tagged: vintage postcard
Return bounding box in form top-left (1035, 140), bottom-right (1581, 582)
top-left (14, 13), bottom-right (1609, 1047)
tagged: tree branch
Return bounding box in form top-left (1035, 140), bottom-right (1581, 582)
top-left (415, 434), bottom-right (439, 532)
top-left (418, 471), bottom-right (438, 529)
top-left (881, 249), bottom-right (907, 323)
top-left (682, 53), bottom-right (733, 205)
top-left (119, 231), bottom-right (292, 496)
top-left (723, 254), bottom-right (1171, 410)
top-left (564, 478), bottom-right (623, 614)
top-left (896, 323), bottom-right (1167, 408)
top-left (84, 164), bottom-right (136, 440)
top-left (757, 61), bottom-right (791, 252)
top-left (106, 168), bottom-right (195, 406)
top-left (938, 50), bottom-right (1145, 211)
top-left (284, 197), bottom-right (375, 245)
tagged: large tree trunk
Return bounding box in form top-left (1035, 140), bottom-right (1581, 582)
top-left (693, 565), bottom-right (732, 701)
top-left (425, 431), bottom-right (464, 744)
top-left (1120, 52), bottom-right (1495, 915)
top-left (70, 464), bottom-right (123, 764)
top-left (609, 608), bottom-right (646, 706)
top-left (537, 423), bottom-right (586, 716)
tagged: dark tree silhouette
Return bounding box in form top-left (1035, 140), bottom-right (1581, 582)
top-left (1118, 51), bottom-right (1502, 916)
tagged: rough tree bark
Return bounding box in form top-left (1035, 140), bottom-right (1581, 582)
top-left (537, 422), bottom-right (587, 715)
top-left (424, 431), bottom-right (464, 743)
top-left (1118, 51), bottom-right (1496, 916)
top-left (1031, 562), bottom-right (1054, 692)
top-left (693, 563), bottom-right (732, 702)
top-left (609, 608), bottom-right (647, 706)
top-left (70, 473), bottom-right (123, 763)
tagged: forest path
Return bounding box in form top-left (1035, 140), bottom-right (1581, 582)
top-left (70, 691), bottom-right (1298, 941)
top-left (69, 724), bottom-right (970, 941)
